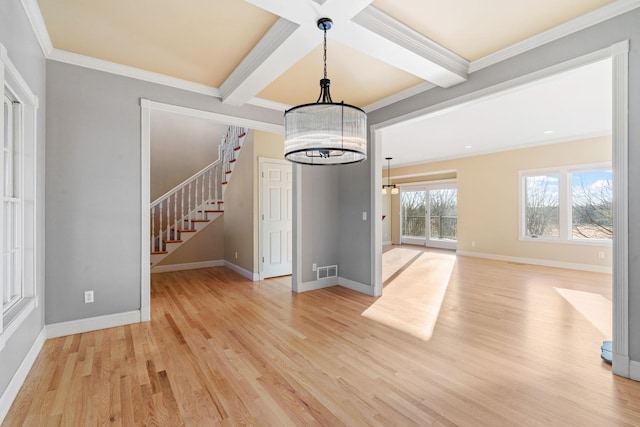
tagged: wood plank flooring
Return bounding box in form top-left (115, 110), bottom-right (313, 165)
top-left (4, 251), bottom-right (640, 426)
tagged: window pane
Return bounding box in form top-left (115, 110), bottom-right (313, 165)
top-left (571, 170), bottom-right (613, 240)
top-left (401, 189), bottom-right (426, 238)
top-left (429, 188), bottom-right (457, 241)
top-left (525, 174), bottom-right (559, 237)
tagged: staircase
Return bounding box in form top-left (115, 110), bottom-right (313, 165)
top-left (150, 125), bottom-right (248, 268)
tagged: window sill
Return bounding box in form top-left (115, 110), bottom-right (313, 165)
top-left (520, 237), bottom-right (612, 246)
top-left (1, 297), bottom-right (36, 350)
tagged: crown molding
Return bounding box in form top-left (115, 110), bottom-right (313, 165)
top-left (19, 0), bottom-right (640, 114)
top-left (48, 49), bottom-right (222, 97)
top-left (470, 0), bottom-right (640, 73)
top-left (19, 0), bottom-right (53, 56)
top-left (364, 81), bottom-right (436, 112)
top-left (248, 97), bottom-right (291, 112)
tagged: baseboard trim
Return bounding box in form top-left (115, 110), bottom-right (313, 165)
top-left (151, 260), bottom-right (224, 273)
top-left (46, 310), bottom-right (141, 339)
top-left (338, 277), bottom-right (374, 296)
top-left (382, 240), bottom-right (392, 246)
top-left (456, 250), bottom-right (612, 274)
top-left (224, 261), bottom-right (259, 281)
top-left (0, 327), bottom-right (46, 424)
top-left (296, 278), bottom-right (337, 293)
top-left (629, 360), bottom-right (640, 381)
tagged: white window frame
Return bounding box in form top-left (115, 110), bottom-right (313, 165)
top-left (519, 162), bottom-right (613, 245)
top-left (0, 44), bottom-right (38, 351)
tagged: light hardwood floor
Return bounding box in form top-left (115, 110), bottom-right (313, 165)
top-left (4, 250), bottom-right (640, 426)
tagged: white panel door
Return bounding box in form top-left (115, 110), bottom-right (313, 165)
top-left (261, 160), bottom-right (292, 278)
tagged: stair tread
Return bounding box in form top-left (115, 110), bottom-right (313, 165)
top-left (199, 209), bottom-right (224, 213)
top-left (151, 251), bottom-right (168, 255)
top-left (164, 239), bottom-right (182, 244)
top-left (177, 229), bottom-right (196, 233)
top-left (238, 132), bottom-right (246, 138)
top-left (188, 219), bottom-right (210, 223)
top-left (221, 181), bottom-right (228, 185)
top-left (233, 146), bottom-right (241, 151)
top-left (225, 170), bottom-right (232, 174)
top-left (229, 159), bottom-right (237, 163)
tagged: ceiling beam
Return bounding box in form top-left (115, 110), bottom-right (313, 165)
top-left (219, 18), bottom-right (317, 106)
top-left (221, 0), bottom-right (468, 106)
top-left (350, 6), bottom-right (468, 87)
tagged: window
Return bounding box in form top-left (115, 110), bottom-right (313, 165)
top-left (520, 165), bottom-right (612, 243)
top-left (3, 90), bottom-right (22, 314)
top-left (1, 44), bottom-right (38, 348)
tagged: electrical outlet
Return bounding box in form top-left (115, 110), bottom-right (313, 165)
top-left (472, 241), bottom-right (476, 247)
top-left (362, 211), bottom-right (367, 221)
top-left (312, 263), bottom-right (317, 272)
top-left (598, 251), bottom-right (605, 259)
top-left (84, 290), bottom-right (94, 304)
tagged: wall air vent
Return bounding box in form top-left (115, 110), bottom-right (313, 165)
top-left (317, 265), bottom-right (338, 280)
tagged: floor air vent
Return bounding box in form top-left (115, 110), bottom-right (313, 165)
top-left (317, 265), bottom-right (338, 280)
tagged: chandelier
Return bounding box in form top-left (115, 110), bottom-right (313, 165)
top-left (284, 18), bottom-right (367, 165)
top-left (382, 157), bottom-right (398, 194)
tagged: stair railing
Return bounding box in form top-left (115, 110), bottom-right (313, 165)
top-left (150, 125), bottom-right (247, 253)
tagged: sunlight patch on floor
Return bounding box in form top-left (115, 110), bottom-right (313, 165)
top-left (363, 248), bottom-right (455, 341)
top-left (555, 287), bottom-right (612, 338)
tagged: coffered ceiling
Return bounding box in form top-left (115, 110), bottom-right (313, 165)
top-left (37, 0), bottom-right (615, 110)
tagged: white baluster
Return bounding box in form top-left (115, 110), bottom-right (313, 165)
top-left (208, 169), bottom-right (212, 205)
top-left (173, 194), bottom-right (177, 240)
top-left (159, 202), bottom-right (163, 251)
top-left (151, 206), bottom-right (155, 252)
top-left (181, 187), bottom-right (185, 231)
top-left (188, 182), bottom-right (192, 229)
top-left (164, 198), bottom-right (171, 244)
top-left (201, 174), bottom-right (205, 219)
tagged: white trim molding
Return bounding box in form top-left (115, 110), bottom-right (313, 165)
top-left (611, 40), bottom-right (630, 378)
top-left (46, 311), bottom-right (141, 339)
top-left (469, 0), bottom-right (640, 73)
top-left (297, 278), bottom-right (337, 293)
top-left (456, 251), bottom-right (612, 274)
top-left (18, 0), bottom-right (53, 56)
top-left (151, 260), bottom-right (224, 274)
top-left (140, 99), bottom-right (151, 322)
top-left (0, 327), bottom-right (46, 425)
top-left (224, 261), bottom-right (259, 281)
top-left (338, 277), bottom-right (374, 296)
top-left (630, 360), bottom-right (640, 382)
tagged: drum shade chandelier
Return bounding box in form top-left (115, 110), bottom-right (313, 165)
top-left (284, 18), bottom-right (367, 165)
top-left (382, 157), bottom-right (398, 194)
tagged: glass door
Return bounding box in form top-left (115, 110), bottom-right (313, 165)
top-left (401, 184), bottom-right (457, 249)
top-left (401, 188), bottom-right (426, 245)
top-left (427, 187), bottom-right (457, 249)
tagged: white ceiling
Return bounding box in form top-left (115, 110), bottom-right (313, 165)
top-left (381, 58), bottom-right (612, 167)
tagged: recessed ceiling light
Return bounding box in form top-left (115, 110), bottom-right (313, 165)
top-left (543, 130), bottom-right (554, 134)
top-left (464, 145), bottom-right (472, 149)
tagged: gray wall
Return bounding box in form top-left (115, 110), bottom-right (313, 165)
top-left (367, 10), bottom-right (640, 361)
top-left (299, 166), bottom-right (340, 283)
top-left (224, 131), bottom-right (255, 272)
top-left (338, 155), bottom-right (372, 287)
top-left (150, 110), bottom-right (226, 201)
top-left (0, 0), bottom-right (46, 401)
top-left (45, 61), bottom-right (282, 324)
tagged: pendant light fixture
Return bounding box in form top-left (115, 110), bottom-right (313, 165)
top-left (382, 157), bottom-right (399, 194)
top-left (284, 18), bottom-right (367, 165)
